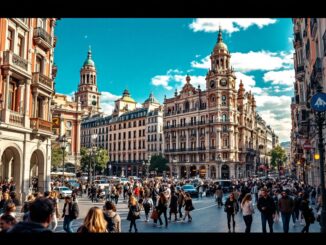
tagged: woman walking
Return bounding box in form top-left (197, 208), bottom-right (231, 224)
top-left (127, 196), bottom-right (140, 232)
top-left (157, 192), bottom-right (168, 228)
top-left (183, 193), bottom-right (194, 223)
top-left (300, 193), bottom-right (313, 233)
top-left (240, 193), bottom-right (254, 233)
top-left (77, 207), bottom-right (107, 233)
top-left (225, 193), bottom-right (239, 232)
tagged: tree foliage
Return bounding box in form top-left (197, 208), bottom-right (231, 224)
top-left (149, 154), bottom-right (169, 173)
top-left (80, 147), bottom-right (109, 174)
top-left (270, 145), bottom-right (287, 168)
top-left (51, 143), bottom-right (67, 170)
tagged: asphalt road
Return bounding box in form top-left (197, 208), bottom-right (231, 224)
top-left (54, 194), bottom-right (321, 233)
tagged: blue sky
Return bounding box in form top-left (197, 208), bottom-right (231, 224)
top-left (54, 18), bottom-right (294, 142)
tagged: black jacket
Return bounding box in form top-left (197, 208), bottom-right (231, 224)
top-left (257, 195), bottom-right (276, 216)
top-left (7, 221), bottom-right (52, 233)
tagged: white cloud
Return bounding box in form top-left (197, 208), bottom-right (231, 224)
top-left (151, 75), bottom-right (173, 90)
top-left (189, 18), bottom-right (277, 33)
top-left (255, 95), bottom-right (292, 142)
top-left (191, 51), bottom-right (293, 72)
top-left (234, 72), bottom-right (265, 95)
top-left (263, 69), bottom-right (295, 87)
top-left (100, 91), bottom-right (120, 115)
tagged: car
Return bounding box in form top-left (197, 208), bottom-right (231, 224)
top-left (181, 184), bottom-right (199, 198)
top-left (54, 186), bottom-right (72, 198)
top-left (120, 177), bottom-right (129, 185)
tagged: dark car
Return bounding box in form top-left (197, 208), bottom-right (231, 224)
top-left (214, 180), bottom-right (232, 193)
top-left (182, 184), bottom-right (199, 198)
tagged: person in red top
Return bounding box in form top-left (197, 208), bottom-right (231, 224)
top-left (134, 186), bottom-right (140, 200)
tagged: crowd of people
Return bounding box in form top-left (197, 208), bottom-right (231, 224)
top-left (0, 176), bottom-right (324, 233)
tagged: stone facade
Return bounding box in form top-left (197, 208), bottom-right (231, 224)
top-left (0, 18), bottom-right (57, 201)
top-left (163, 28), bottom-right (279, 180)
top-left (291, 18), bottom-right (326, 186)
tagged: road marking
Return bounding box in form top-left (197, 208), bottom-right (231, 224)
top-left (192, 203), bottom-right (217, 212)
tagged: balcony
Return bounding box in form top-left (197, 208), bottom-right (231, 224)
top-left (32, 72), bottom-right (53, 92)
top-left (295, 65), bottom-right (304, 81)
top-left (310, 18), bottom-right (317, 38)
top-left (2, 50), bottom-right (28, 73)
top-left (311, 58), bottom-right (322, 84)
top-left (9, 110), bottom-right (24, 127)
top-left (293, 32), bottom-right (302, 48)
top-left (33, 27), bottom-right (52, 51)
top-left (30, 118), bottom-right (52, 133)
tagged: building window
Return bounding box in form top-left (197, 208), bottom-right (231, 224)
top-left (8, 82), bottom-right (15, 110)
top-left (17, 35), bottom-right (24, 58)
top-left (36, 55), bottom-right (44, 74)
top-left (221, 95), bottom-right (227, 106)
top-left (7, 29), bottom-right (14, 51)
top-left (66, 129), bottom-right (71, 137)
top-left (222, 114), bottom-right (227, 122)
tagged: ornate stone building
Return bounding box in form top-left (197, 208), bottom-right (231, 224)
top-left (164, 28), bottom-right (278, 179)
top-left (0, 18), bottom-right (57, 200)
top-left (291, 18), bottom-right (326, 185)
top-left (74, 47), bottom-right (101, 117)
top-left (80, 90), bottom-right (163, 177)
top-left (51, 93), bottom-right (83, 172)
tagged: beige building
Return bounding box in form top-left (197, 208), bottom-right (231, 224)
top-left (81, 90), bottom-right (163, 177)
top-left (164, 29), bottom-right (278, 180)
top-left (0, 18), bottom-right (57, 200)
top-left (291, 18), bottom-right (326, 185)
top-left (51, 93), bottom-right (83, 172)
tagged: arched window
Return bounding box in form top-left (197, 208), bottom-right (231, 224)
top-left (222, 95), bottom-right (227, 105)
top-left (222, 114), bottom-right (227, 122)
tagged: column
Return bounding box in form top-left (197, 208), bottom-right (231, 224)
top-left (186, 166), bottom-right (190, 178)
top-left (24, 79), bottom-right (31, 127)
top-left (206, 164), bottom-right (210, 179)
top-left (186, 130), bottom-right (189, 149)
top-left (33, 91), bottom-right (38, 118)
top-left (76, 119), bottom-right (81, 164)
top-left (3, 72), bottom-right (11, 123)
top-left (43, 97), bottom-right (48, 121)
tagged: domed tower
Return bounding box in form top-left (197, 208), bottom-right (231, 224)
top-left (75, 47), bottom-right (101, 115)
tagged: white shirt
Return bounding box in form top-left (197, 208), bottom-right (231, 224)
top-left (241, 201), bottom-right (254, 216)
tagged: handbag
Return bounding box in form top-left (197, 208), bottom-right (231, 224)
top-left (151, 209), bottom-right (159, 220)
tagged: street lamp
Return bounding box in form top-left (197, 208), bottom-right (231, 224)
top-left (108, 163), bottom-right (112, 176)
top-left (310, 85), bottom-right (326, 233)
top-left (60, 135), bottom-right (68, 182)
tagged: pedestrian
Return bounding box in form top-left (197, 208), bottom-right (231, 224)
top-left (278, 190), bottom-right (294, 233)
top-left (0, 192), bottom-right (11, 215)
top-left (157, 192), bottom-right (168, 228)
top-left (0, 214), bottom-right (17, 233)
top-left (7, 197), bottom-right (54, 233)
top-left (215, 186), bottom-right (223, 208)
top-left (224, 193), bottom-right (239, 232)
top-left (257, 188), bottom-right (275, 233)
top-left (240, 193), bottom-right (254, 233)
top-left (103, 201), bottom-right (121, 232)
top-left (127, 196), bottom-right (140, 233)
top-left (62, 196), bottom-right (79, 233)
top-left (168, 190), bottom-right (178, 222)
top-left (183, 193), bottom-right (194, 223)
top-left (48, 191), bottom-right (59, 231)
top-left (77, 207), bottom-right (107, 233)
top-left (142, 196), bottom-right (153, 222)
top-left (177, 189), bottom-right (185, 219)
top-left (300, 193), bottom-right (314, 233)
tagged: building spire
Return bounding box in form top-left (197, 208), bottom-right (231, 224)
top-left (218, 25), bottom-right (223, 43)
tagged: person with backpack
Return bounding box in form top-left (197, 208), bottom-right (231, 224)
top-left (103, 201), bottom-right (121, 233)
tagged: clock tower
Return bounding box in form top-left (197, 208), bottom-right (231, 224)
top-left (75, 47), bottom-right (101, 116)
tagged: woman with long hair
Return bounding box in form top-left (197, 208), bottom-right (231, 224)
top-left (49, 190), bottom-right (59, 231)
top-left (77, 207), bottom-right (108, 233)
top-left (127, 195), bottom-right (140, 232)
top-left (157, 192), bottom-right (168, 228)
top-left (240, 193), bottom-right (254, 233)
top-left (225, 192), bottom-right (239, 232)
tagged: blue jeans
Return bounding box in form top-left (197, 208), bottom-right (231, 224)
top-left (281, 213), bottom-right (291, 233)
top-left (261, 213), bottom-right (273, 233)
top-left (63, 215), bottom-right (73, 233)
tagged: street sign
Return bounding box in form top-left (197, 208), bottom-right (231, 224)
top-left (311, 92), bottom-right (326, 112)
top-left (303, 140), bottom-right (312, 150)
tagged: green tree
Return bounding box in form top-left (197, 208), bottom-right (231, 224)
top-left (80, 147), bottom-right (109, 174)
top-left (270, 145), bottom-right (287, 174)
top-left (149, 154), bottom-right (169, 173)
top-left (51, 144), bottom-right (67, 170)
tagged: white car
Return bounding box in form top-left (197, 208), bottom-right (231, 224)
top-left (54, 186), bottom-right (72, 198)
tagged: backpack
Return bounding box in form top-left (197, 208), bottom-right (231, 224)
top-left (104, 213), bottom-right (118, 233)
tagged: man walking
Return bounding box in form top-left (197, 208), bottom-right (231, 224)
top-left (278, 190), bottom-right (294, 233)
top-left (257, 188), bottom-right (275, 233)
